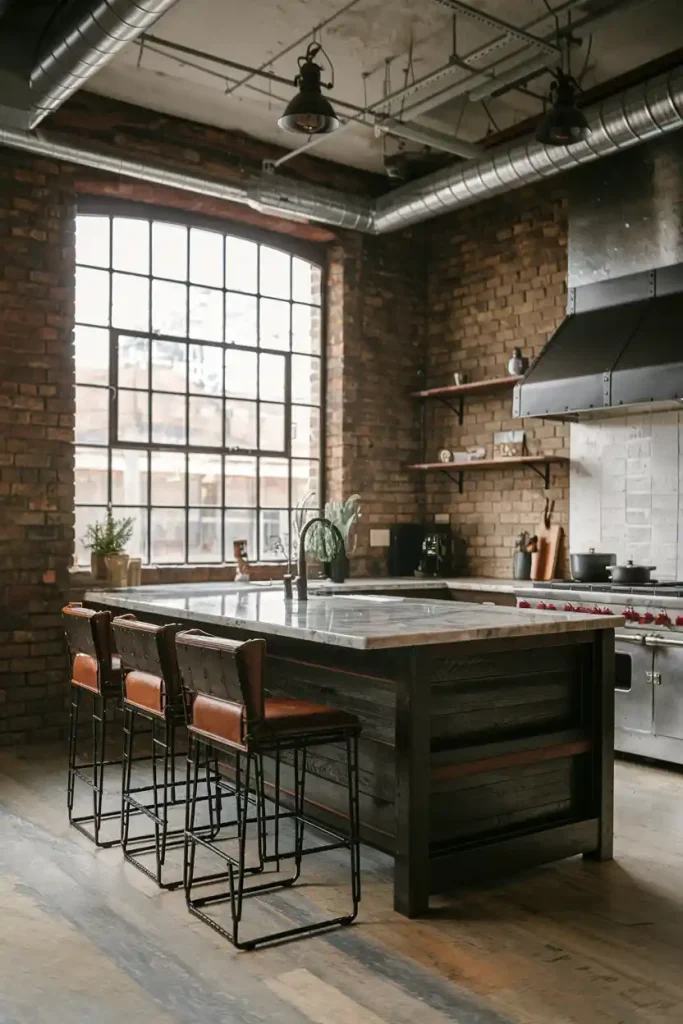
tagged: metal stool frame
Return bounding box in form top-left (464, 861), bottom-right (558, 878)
top-left (178, 630), bottom-right (361, 951)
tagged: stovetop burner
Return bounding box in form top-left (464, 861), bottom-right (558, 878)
top-left (533, 580), bottom-right (683, 597)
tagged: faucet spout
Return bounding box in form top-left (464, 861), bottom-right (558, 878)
top-left (295, 516), bottom-right (344, 601)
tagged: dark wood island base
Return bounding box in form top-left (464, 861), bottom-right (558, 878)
top-left (88, 592), bottom-right (615, 918)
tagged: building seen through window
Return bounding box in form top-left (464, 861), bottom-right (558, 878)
top-left (74, 209), bottom-right (322, 565)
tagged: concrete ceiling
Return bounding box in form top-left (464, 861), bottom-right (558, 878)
top-left (80, 0), bottom-right (683, 173)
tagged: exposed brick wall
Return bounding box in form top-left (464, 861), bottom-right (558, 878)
top-left (0, 150), bottom-right (77, 746)
top-left (326, 230), bottom-right (425, 576)
top-left (0, 91), bottom-right (419, 744)
top-left (424, 183), bottom-right (569, 578)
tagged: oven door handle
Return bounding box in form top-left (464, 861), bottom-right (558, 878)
top-left (615, 632), bottom-right (646, 645)
top-left (644, 634), bottom-right (683, 648)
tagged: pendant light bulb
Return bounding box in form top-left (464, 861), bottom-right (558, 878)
top-left (536, 69), bottom-right (590, 147)
top-left (278, 42), bottom-right (340, 135)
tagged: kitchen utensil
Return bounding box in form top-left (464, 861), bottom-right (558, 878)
top-left (516, 531), bottom-right (529, 552)
top-left (438, 448), bottom-right (452, 463)
top-left (527, 535), bottom-right (538, 553)
top-left (513, 551), bottom-right (532, 580)
top-left (570, 549), bottom-right (616, 582)
top-left (453, 372), bottom-right (469, 385)
top-left (531, 500), bottom-right (562, 581)
top-left (607, 560), bottom-right (656, 585)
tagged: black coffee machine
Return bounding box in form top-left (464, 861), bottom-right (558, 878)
top-left (416, 524), bottom-right (465, 578)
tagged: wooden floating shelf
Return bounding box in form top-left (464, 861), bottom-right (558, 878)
top-left (410, 375), bottom-right (522, 400)
top-left (407, 455), bottom-right (569, 493)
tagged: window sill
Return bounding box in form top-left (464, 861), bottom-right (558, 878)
top-left (70, 562), bottom-right (289, 587)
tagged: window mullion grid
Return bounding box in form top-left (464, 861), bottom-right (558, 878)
top-left (107, 215), bottom-right (114, 511)
top-left (77, 210), bottom-right (323, 569)
top-left (255, 243), bottom-right (261, 562)
top-left (221, 230), bottom-right (226, 565)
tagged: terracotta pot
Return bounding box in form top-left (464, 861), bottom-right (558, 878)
top-left (91, 552), bottom-right (107, 580)
top-left (105, 553), bottom-right (130, 588)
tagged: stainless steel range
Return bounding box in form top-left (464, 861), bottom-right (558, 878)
top-left (516, 581), bottom-right (683, 766)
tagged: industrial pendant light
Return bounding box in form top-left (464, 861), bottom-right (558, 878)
top-left (536, 68), bottom-right (590, 146)
top-left (278, 42), bottom-right (340, 135)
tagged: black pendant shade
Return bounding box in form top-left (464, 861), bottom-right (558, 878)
top-left (279, 47), bottom-right (340, 135)
top-left (536, 71), bottom-right (590, 147)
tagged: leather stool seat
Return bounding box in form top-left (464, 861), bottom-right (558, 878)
top-left (72, 652), bottom-right (121, 694)
top-left (190, 695), bottom-right (359, 751)
top-left (124, 670), bottom-right (164, 716)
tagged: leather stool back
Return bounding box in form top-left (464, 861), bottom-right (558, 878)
top-left (176, 631), bottom-right (266, 746)
top-left (113, 617), bottom-right (183, 717)
top-left (62, 603), bottom-right (117, 694)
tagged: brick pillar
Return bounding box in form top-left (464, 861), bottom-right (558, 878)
top-left (0, 152), bottom-right (76, 745)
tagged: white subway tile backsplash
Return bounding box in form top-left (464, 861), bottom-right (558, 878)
top-left (570, 409), bottom-right (683, 577)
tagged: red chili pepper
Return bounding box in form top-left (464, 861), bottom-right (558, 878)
top-left (537, 602), bottom-right (547, 610)
top-left (519, 600), bottom-right (531, 608)
top-left (640, 611), bottom-right (655, 624)
top-left (547, 603), bottom-right (557, 610)
top-left (590, 606), bottom-right (602, 615)
top-left (656, 612), bottom-right (672, 626)
top-left (624, 609), bottom-right (640, 621)
top-left (564, 603), bottom-right (575, 612)
top-left (601, 608), bottom-right (614, 615)
top-left (676, 616), bottom-right (683, 626)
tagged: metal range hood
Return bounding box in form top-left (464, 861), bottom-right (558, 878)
top-left (513, 264), bottom-right (683, 418)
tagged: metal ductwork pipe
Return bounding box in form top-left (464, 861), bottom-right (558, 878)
top-left (372, 65), bottom-right (683, 233)
top-left (0, 64), bottom-right (681, 235)
top-left (30, 0), bottom-right (182, 127)
top-left (0, 124), bottom-right (250, 204)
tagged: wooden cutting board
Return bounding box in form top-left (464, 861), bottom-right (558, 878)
top-left (531, 523), bottom-right (563, 581)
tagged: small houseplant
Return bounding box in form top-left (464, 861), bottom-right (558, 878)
top-left (83, 507), bottom-right (134, 581)
top-left (305, 494), bottom-right (361, 583)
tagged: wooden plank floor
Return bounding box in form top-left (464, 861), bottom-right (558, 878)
top-left (1, 745), bottom-right (682, 1023)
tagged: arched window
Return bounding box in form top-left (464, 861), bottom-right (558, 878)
top-left (73, 204), bottom-right (323, 565)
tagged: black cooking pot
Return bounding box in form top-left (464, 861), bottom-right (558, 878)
top-left (607, 561), bottom-right (656, 585)
top-left (570, 549), bottom-right (616, 583)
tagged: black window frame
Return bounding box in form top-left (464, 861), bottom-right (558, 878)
top-left (73, 199), bottom-right (326, 567)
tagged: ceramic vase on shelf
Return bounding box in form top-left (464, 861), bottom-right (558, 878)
top-left (91, 552), bottom-right (107, 581)
top-left (127, 557), bottom-right (142, 587)
top-left (507, 348), bottom-right (529, 376)
top-left (105, 553), bottom-right (130, 589)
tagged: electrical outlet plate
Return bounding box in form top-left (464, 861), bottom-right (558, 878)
top-left (370, 529), bottom-right (391, 547)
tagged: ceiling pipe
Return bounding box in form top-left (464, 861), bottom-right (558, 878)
top-left (374, 118), bottom-right (482, 159)
top-left (0, 64), bottom-right (682, 237)
top-left (372, 64), bottom-right (683, 232)
top-left (30, 0), bottom-right (183, 127)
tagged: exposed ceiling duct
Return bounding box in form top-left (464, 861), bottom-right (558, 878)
top-left (0, 63), bottom-right (682, 236)
top-left (371, 64), bottom-right (683, 233)
top-left (30, 0), bottom-right (183, 127)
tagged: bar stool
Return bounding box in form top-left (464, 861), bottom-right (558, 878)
top-left (112, 615), bottom-right (209, 890)
top-left (176, 629), bottom-right (362, 951)
top-left (62, 603), bottom-right (123, 847)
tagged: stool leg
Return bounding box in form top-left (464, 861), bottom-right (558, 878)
top-left (346, 733), bottom-right (361, 917)
top-left (121, 705), bottom-right (135, 849)
top-left (183, 736), bottom-right (201, 900)
top-left (157, 718), bottom-right (172, 881)
top-left (91, 693), bottom-right (107, 845)
top-left (233, 751), bottom-right (252, 940)
top-left (292, 741), bottom-right (307, 885)
top-left (67, 686), bottom-right (80, 818)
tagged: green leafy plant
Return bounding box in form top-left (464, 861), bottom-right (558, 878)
top-left (306, 494), bottom-right (361, 562)
top-left (83, 507), bottom-right (134, 557)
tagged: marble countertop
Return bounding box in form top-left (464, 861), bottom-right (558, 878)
top-left (86, 586), bottom-right (622, 651)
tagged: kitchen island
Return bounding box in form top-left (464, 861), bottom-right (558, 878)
top-left (87, 585), bottom-right (620, 917)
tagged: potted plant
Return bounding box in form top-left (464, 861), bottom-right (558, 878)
top-left (305, 494), bottom-right (361, 583)
top-left (83, 507), bottom-right (134, 583)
